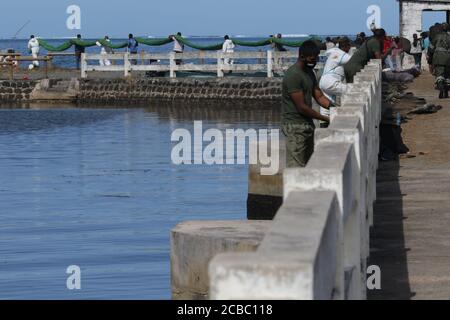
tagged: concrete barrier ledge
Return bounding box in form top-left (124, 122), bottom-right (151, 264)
top-left (206, 60), bottom-right (382, 300)
top-left (168, 60), bottom-right (381, 300)
top-left (171, 220), bottom-right (271, 299)
top-left (209, 190), bottom-right (339, 300)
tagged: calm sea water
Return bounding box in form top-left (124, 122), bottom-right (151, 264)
top-left (0, 104), bottom-right (279, 299)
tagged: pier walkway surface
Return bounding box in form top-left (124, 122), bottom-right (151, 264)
top-left (369, 72), bottom-right (450, 300)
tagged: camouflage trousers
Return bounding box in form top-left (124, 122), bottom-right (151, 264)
top-left (282, 123), bottom-right (315, 168)
top-left (434, 64), bottom-right (450, 84)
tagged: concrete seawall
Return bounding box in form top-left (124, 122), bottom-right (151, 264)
top-left (171, 60), bottom-right (382, 300)
top-left (247, 140), bottom-right (285, 220)
top-left (171, 221), bottom-right (271, 299)
top-left (79, 78), bottom-right (281, 104)
top-left (0, 78), bottom-right (282, 106)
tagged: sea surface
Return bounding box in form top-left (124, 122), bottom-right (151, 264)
top-left (0, 104), bottom-right (280, 299)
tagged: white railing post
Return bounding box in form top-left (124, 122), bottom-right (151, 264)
top-left (170, 52), bottom-right (176, 78)
top-left (200, 50), bottom-right (205, 65)
top-left (124, 52), bottom-right (131, 77)
top-left (267, 50), bottom-right (274, 78)
top-left (81, 53), bottom-right (87, 78)
top-left (217, 52), bottom-right (224, 78)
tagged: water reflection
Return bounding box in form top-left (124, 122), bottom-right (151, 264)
top-left (144, 101), bottom-right (280, 124)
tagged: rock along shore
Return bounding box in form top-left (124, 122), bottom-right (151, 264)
top-left (0, 77), bottom-right (283, 106)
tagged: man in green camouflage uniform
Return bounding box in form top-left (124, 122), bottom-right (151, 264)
top-left (282, 40), bottom-right (334, 168)
top-left (344, 29), bottom-right (386, 83)
top-left (428, 23), bottom-right (450, 99)
top-left (427, 23), bottom-right (443, 74)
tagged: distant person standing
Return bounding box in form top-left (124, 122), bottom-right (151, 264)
top-left (421, 32), bottom-right (431, 71)
top-left (272, 34), bottom-right (287, 52)
top-left (96, 36), bottom-right (113, 66)
top-left (410, 33), bottom-right (423, 69)
top-left (74, 34), bottom-right (85, 70)
top-left (27, 35), bottom-right (40, 69)
top-left (222, 35), bottom-right (235, 66)
top-left (128, 34), bottom-right (139, 65)
top-left (281, 40), bottom-right (334, 168)
top-left (422, 31), bottom-right (430, 52)
top-left (170, 32), bottom-right (185, 65)
top-left (272, 34), bottom-right (287, 70)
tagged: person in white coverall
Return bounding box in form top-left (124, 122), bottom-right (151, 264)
top-left (222, 35), bottom-right (235, 66)
top-left (27, 35), bottom-right (40, 68)
top-left (318, 37), bottom-right (352, 128)
top-left (96, 36), bottom-right (113, 66)
top-left (170, 32), bottom-right (185, 65)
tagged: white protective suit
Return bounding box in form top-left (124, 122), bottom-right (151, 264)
top-left (222, 39), bottom-right (235, 65)
top-left (27, 38), bottom-right (40, 67)
top-left (96, 40), bottom-right (112, 66)
top-left (318, 47), bottom-right (351, 117)
top-left (172, 37), bottom-right (184, 53)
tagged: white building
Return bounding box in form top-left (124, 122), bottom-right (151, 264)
top-left (399, 0), bottom-right (450, 69)
top-left (399, 0), bottom-right (450, 38)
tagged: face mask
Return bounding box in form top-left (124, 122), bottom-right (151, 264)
top-left (300, 56), bottom-right (317, 69)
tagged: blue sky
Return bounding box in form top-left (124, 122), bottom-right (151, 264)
top-left (0, 0), bottom-right (445, 38)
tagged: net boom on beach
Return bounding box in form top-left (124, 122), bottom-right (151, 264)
top-left (37, 35), bottom-right (318, 52)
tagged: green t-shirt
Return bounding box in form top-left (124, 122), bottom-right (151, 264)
top-left (346, 37), bottom-right (381, 68)
top-left (281, 63), bottom-right (317, 125)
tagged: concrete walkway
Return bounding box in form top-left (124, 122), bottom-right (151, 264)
top-left (369, 72), bottom-right (450, 300)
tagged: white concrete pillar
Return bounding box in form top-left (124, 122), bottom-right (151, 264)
top-left (169, 52), bottom-right (176, 78)
top-left (217, 52), bottom-right (224, 78)
top-left (124, 52), bottom-right (131, 77)
top-left (267, 50), bottom-right (273, 78)
top-left (80, 53), bottom-right (87, 78)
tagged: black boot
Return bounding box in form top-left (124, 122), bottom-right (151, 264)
top-left (445, 83), bottom-right (449, 99)
top-left (438, 82), bottom-right (446, 99)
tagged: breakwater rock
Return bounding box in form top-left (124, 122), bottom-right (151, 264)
top-left (78, 78), bottom-right (282, 105)
top-left (0, 80), bottom-right (37, 103)
top-left (0, 77), bottom-right (283, 106)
